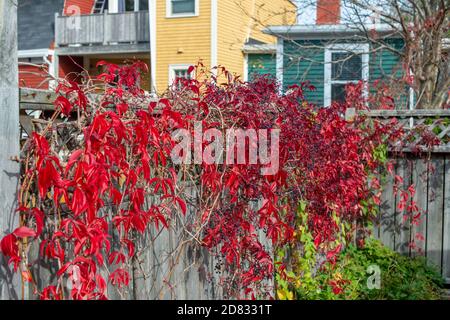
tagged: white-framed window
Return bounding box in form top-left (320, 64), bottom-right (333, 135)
top-left (169, 64), bottom-right (194, 86)
top-left (166, 0), bottom-right (198, 18)
top-left (324, 43), bottom-right (369, 106)
top-left (105, 0), bottom-right (148, 13)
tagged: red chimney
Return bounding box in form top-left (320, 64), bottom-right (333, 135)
top-left (316, 0), bottom-right (341, 25)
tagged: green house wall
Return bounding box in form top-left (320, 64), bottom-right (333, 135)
top-left (247, 53), bottom-right (277, 80)
top-left (282, 38), bottom-right (408, 107)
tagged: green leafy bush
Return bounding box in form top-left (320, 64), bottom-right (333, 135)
top-left (278, 238), bottom-right (444, 300)
top-left (343, 239), bottom-right (444, 300)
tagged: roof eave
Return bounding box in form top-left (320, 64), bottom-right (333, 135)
top-left (242, 43), bottom-right (277, 54)
top-left (263, 24), bottom-right (401, 39)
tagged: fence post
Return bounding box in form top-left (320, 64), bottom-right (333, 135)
top-left (0, 0), bottom-right (21, 300)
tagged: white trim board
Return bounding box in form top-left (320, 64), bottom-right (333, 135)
top-left (242, 43), bottom-right (276, 54)
top-left (149, 0), bottom-right (157, 94)
top-left (18, 49), bottom-right (52, 58)
top-left (243, 53), bottom-right (248, 82)
top-left (168, 64), bottom-right (194, 85)
top-left (324, 43), bottom-right (370, 107)
top-left (211, 0), bottom-right (217, 73)
top-left (276, 38), bottom-right (284, 93)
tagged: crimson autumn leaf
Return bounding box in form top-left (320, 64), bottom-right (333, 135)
top-left (70, 188), bottom-right (88, 216)
top-left (65, 149), bottom-right (83, 175)
top-left (0, 233), bottom-right (21, 271)
top-left (109, 269), bottom-right (130, 288)
top-left (32, 132), bottom-right (50, 160)
top-left (40, 286), bottom-right (60, 300)
top-left (54, 96), bottom-right (73, 116)
top-left (30, 208), bottom-right (45, 236)
top-left (13, 226), bottom-right (37, 238)
top-left (37, 160), bottom-right (61, 199)
top-left (116, 102), bottom-right (128, 115)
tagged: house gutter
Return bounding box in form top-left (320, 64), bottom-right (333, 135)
top-left (263, 23), bottom-right (400, 39)
top-left (242, 43), bottom-right (276, 54)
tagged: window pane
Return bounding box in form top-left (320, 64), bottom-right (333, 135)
top-left (331, 83), bottom-right (347, 103)
top-left (172, 0), bottom-right (195, 14)
top-left (125, 0), bottom-right (135, 11)
top-left (174, 68), bottom-right (191, 80)
top-left (331, 52), bottom-right (362, 81)
top-left (140, 0), bottom-right (149, 10)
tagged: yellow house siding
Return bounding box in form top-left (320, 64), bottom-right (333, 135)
top-left (217, 0), bottom-right (249, 79)
top-left (155, 0), bottom-right (211, 93)
top-left (217, 0), bottom-right (296, 79)
top-left (248, 0), bottom-right (297, 44)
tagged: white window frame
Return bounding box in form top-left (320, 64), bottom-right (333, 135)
top-left (168, 64), bottom-right (194, 85)
top-left (166, 0), bottom-right (199, 18)
top-left (324, 43), bottom-right (370, 107)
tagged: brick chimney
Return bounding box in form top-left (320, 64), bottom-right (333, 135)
top-left (316, 0), bottom-right (341, 25)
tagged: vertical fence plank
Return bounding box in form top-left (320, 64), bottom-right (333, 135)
top-left (379, 159), bottom-right (396, 249)
top-left (395, 158), bottom-right (412, 254)
top-left (411, 157), bottom-right (428, 257)
top-left (0, 0), bottom-right (20, 300)
top-left (372, 170), bottom-right (382, 239)
top-left (426, 156), bottom-right (444, 272)
top-left (131, 185), bottom-right (220, 300)
top-left (442, 155), bottom-right (450, 283)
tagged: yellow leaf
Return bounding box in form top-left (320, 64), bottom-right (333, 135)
top-left (287, 291), bottom-right (294, 300)
top-left (277, 289), bottom-right (286, 300)
top-left (119, 174), bottom-right (126, 188)
top-left (60, 194), bottom-right (66, 204)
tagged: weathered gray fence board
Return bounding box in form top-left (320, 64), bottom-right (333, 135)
top-left (411, 158), bottom-right (428, 257)
top-left (131, 187), bottom-right (221, 300)
top-left (426, 156), bottom-right (444, 272)
top-left (379, 163), bottom-right (396, 250)
top-left (375, 154), bottom-right (449, 283)
top-left (0, 0), bottom-right (20, 300)
top-left (442, 156), bottom-right (450, 283)
top-left (395, 159), bottom-right (411, 254)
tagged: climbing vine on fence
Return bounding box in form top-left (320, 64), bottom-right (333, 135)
top-left (0, 62), bottom-right (438, 300)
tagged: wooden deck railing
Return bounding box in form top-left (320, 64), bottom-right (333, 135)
top-left (55, 11), bottom-right (150, 46)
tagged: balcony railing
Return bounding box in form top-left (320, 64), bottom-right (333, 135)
top-left (55, 11), bottom-right (150, 46)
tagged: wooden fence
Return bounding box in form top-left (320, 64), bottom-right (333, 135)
top-left (346, 108), bottom-right (450, 284)
top-left (12, 93), bottom-right (450, 299)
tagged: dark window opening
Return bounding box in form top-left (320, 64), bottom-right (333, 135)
top-left (331, 52), bottom-right (362, 81)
